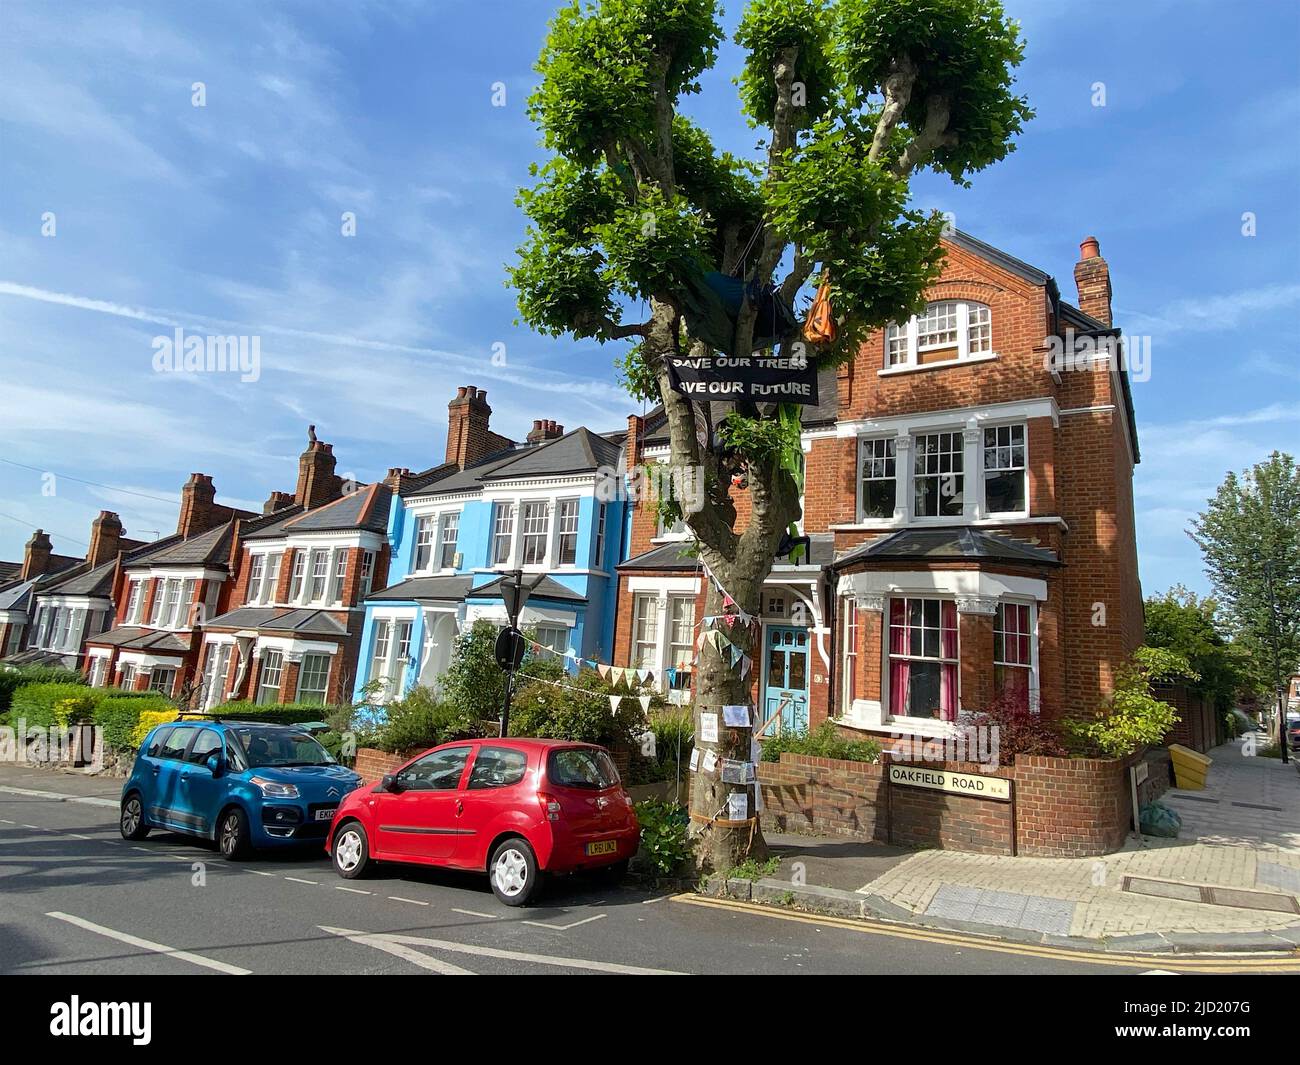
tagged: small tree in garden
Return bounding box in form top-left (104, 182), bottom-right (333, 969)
top-left (1074, 646), bottom-right (1196, 758)
top-left (511, 0), bottom-right (1032, 869)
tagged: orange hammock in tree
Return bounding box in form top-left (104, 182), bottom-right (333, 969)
top-left (802, 277), bottom-right (836, 344)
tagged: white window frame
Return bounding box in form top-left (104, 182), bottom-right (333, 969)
top-left (982, 423), bottom-right (1029, 517)
top-left (491, 502), bottom-right (515, 567)
top-left (264, 552), bottom-right (282, 605)
top-left (436, 512), bottom-right (460, 571)
top-left (555, 498), bottom-right (579, 567)
top-left (631, 593), bottom-right (659, 672)
top-left (841, 598), bottom-right (859, 711)
top-left (296, 651), bottom-right (332, 704)
top-left (149, 666), bottom-right (177, 696)
top-left (885, 596), bottom-right (961, 724)
top-left (257, 649), bottom-right (284, 705)
top-left (359, 550), bottom-right (376, 597)
top-left (329, 550), bottom-right (348, 605)
top-left (993, 600), bottom-right (1039, 710)
top-left (593, 503), bottom-right (607, 569)
top-left (666, 595), bottom-right (695, 691)
top-left (520, 501), bottom-right (550, 567)
top-left (533, 625), bottom-right (571, 657)
top-left (308, 550), bottom-right (330, 602)
top-left (884, 300), bottom-right (995, 370)
top-left (119, 663), bottom-right (138, 690)
top-left (858, 436), bottom-right (897, 521)
top-left (414, 516), bottom-right (437, 572)
top-left (246, 555), bottom-right (266, 605)
top-left (912, 431), bottom-right (965, 519)
top-left (125, 579), bottom-right (145, 624)
top-left (288, 552), bottom-right (307, 601)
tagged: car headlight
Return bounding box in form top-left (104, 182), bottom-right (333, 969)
top-left (250, 776), bottom-right (300, 798)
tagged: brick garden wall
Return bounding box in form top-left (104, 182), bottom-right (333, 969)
top-left (759, 748), bottom-right (1152, 858)
top-left (355, 747), bottom-right (405, 784)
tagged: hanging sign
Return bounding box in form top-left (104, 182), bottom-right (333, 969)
top-left (666, 351), bottom-right (819, 405)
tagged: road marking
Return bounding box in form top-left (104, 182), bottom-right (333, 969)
top-left (672, 895), bottom-right (1300, 973)
top-left (131, 846), bottom-right (152, 852)
top-left (46, 912), bottom-right (251, 975)
top-left (323, 927), bottom-right (474, 974)
top-left (22, 824), bottom-right (41, 830)
top-left (68, 833), bottom-right (91, 840)
top-left (0, 784), bottom-right (117, 808)
top-left (284, 877), bottom-right (318, 885)
top-left (0, 818), bottom-right (14, 824)
top-left (523, 913), bottom-right (607, 931)
top-left (640, 896), bottom-right (669, 904)
top-left (452, 908), bottom-right (499, 919)
top-left (247, 870), bottom-right (277, 876)
top-left (336, 886), bottom-right (371, 895)
top-left (320, 926), bottom-right (681, 975)
top-left (388, 895), bottom-right (429, 906)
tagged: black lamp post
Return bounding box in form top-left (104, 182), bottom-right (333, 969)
top-left (496, 569), bottom-right (534, 738)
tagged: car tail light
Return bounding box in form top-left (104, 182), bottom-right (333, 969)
top-left (538, 792), bottom-right (562, 822)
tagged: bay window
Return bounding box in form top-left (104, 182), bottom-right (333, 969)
top-left (888, 597), bottom-right (959, 721)
top-left (296, 652), bottom-right (331, 704)
top-left (556, 499), bottom-right (579, 566)
top-left (264, 553), bottom-right (282, 603)
top-left (309, 550), bottom-right (329, 601)
top-left (860, 437), bottom-right (896, 519)
top-left (119, 663), bottom-right (138, 690)
top-left (256, 650), bottom-right (284, 705)
top-left (994, 602), bottom-right (1034, 707)
top-left (288, 552), bottom-right (307, 601)
top-left (631, 594), bottom-right (659, 672)
top-left (913, 432), bottom-right (964, 517)
top-left (983, 424), bottom-right (1027, 514)
top-left (246, 555), bottom-right (266, 604)
top-left (370, 619), bottom-right (412, 700)
top-left (414, 516), bottom-right (436, 571)
top-left (359, 550), bottom-right (376, 596)
top-left (521, 502), bottom-right (549, 565)
top-left (534, 625), bottom-right (571, 657)
top-left (330, 551), bottom-right (348, 604)
top-left (593, 504), bottom-right (607, 568)
top-left (841, 599), bottom-right (859, 708)
top-left (667, 596), bottom-right (695, 691)
top-left (125, 579), bottom-right (144, 623)
top-left (491, 503), bottom-right (515, 566)
top-left (437, 512), bottom-right (459, 570)
top-left (150, 667), bottom-right (177, 696)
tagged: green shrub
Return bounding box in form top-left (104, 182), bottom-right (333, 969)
top-left (628, 707), bottom-right (694, 783)
top-left (759, 720), bottom-right (882, 763)
top-left (438, 620), bottom-right (566, 721)
top-left (131, 709), bottom-right (180, 750)
top-left (210, 701), bottom-right (332, 725)
top-left (510, 667), bottom-right (647, 747)
top-left (634, 798), bottom-right (691, 875)
top-left (94, 695), bottom-right (172, 751)
top-left (0, 665), bottom-right (84, 714)
top-left (1073, 646), bottom-right (1194, 757)
top-left (10, 683), bottom-right (100, 728)
top-left (378, 686), bottom-right (482, 754)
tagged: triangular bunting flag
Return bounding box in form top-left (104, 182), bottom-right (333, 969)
top-left (608, 694), bottom-right (621, 714)
top-left (639, 695), bottom-right (652, 713)
top-left (597, 663), bottom-right (610, 679)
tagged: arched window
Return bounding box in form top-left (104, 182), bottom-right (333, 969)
top-left (885, 300), bottom-right (993, 368)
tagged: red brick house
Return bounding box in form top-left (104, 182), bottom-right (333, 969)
top-left (82, 474), bottom-right (257, 698)
top-left (192, 434), bottom-right (391, 709)
top-left (614, 231), bottom-right (1142, 742)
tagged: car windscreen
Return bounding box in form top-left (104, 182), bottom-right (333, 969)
top-left (229, 727), bottom-right (335, 768)
top-left (546, 747), bottom-right (619, 790)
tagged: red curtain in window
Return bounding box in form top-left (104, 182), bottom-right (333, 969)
top-left (888, 598), bottom-right (908, 717)
top-left (940, 600), bottom-right (958, 721)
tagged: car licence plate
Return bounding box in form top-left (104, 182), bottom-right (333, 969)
top-left (585, 840), bottom-right (618, 856)
top-left (315, 808), bottom-right (337, 821)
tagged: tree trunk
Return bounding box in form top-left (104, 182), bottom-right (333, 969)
top-left (688, 570), bottom-right (767, 872)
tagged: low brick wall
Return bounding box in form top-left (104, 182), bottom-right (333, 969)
top-left (355, 747), bottom-right (405, 784)
top-left (759, 748), bottom-right (1146, 858)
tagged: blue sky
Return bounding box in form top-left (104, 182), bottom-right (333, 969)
top-left (0, 0), bottom-right (1296, 598)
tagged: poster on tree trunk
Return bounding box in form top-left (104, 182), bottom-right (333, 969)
top-left (666, 350), bottom-right (819, 404)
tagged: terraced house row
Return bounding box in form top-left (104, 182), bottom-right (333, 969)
top-left (0, 231), bottom-right (1143, 745)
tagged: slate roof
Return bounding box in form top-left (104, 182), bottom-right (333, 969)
top-left (946, 229), bottom-right (1053, 285)
top-left (86, 627), bottom-right (190, 653)
top-left (127, 521), bottom-right (235, 568)
top-left (620, 533), bottom-right (834, 572)
top-left (481, 428), bottom-right (622, 481)
top-left (0, 578), bottom-right (36, 612)
top-left (0, 562), bottom-right (19, 583)
top-left (832, 528), bottom-right (1059, 569)
top-left (2, 649), bottom-right (69, 666)
top-left (35, 558), bottom-right (120, 598)
top-left (366, 572), bottom-right (586, 605)
top-left (202, 606), bottom-right (352, 637)
top-left (242, 484), bottom-right (389, 539)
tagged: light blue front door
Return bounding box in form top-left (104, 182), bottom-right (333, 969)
top-left (764, 626), bottom-right (810, 733)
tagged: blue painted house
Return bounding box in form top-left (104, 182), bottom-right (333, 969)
top-left (354, 385), bottom-right (629, 702)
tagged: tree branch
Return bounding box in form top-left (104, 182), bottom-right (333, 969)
top-left (869, 57), bottom-right (916, 164)
top-left (891, 93), bottom-right (957, 179)
top-left (778, 246), bottom-right (814, 308)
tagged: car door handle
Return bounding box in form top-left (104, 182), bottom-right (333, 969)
top-left (455, 799), bottom-right (463, 815)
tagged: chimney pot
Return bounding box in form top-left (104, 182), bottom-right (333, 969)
top-left (1073, 233), bottom-right (1113, 327)
top-left (456, 386), bottom-right (467, 399)
top-left (1080, 235), bottom-right (1100, 260)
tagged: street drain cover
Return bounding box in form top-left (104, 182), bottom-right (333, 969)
top-left (1123, 876), bottom-right (1300, 914)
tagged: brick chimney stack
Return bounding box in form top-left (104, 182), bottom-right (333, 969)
top-left (263, 491), bottom-right (295, 515)
top-left (626, 414), bottom-right (644, 476)
top-left (1073, 235), bottom-right (1113, 327)
top-left (295, 426), bottom-right (344, 510)
top-left (384, 467), bottom-right (418, 494)
top-left (177, 473), bottom-right (220, 538)
top-left (20, 529), bottom-right (53, 580)
top-left (87, 511), bottom-right (124, 568)
top-left (526, 419), bottom-right (564, 444)
top-left (445, 385), bottom-right (495, 469)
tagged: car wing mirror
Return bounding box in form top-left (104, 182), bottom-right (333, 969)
top-left (206, 752), bottom-right (223, 777)
top-left (380, 774), bottom-right (401, 793)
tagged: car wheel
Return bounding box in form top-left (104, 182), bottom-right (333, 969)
top-left (119, 793), bottom-right (149, 841)
top-left (332, 821), bottom-right (370, 880)
top-left (489, 838), bottom-right (541, 906)
top-left (217, 807), bottom-right (252, 860)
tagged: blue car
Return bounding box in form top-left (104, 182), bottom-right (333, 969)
top-left (120, 718), bottom-right (363, 858)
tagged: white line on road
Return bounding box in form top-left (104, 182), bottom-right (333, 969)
top-left (323, 927), bottom-right (474, 974)
top-left (0, 784), bottom-right (117, 808)
top-left (320, 925), bottom-right (680, 975)
top-left (452, 908), bottom-right (499, 919)
top-left (388, 896), bottom-right (429, 906)
top-left (46, 912), bottom-right (251, 975)
top-left (336, 886), bottom-right (371, 895)
top-left (284, 877), bottom-right (318, 885)
top-left (523, 913), bottom-right (607, 931)
top-left (0, 818), bottom-right (14, 823)
top-left (247, 870), bottom-right (277, 876)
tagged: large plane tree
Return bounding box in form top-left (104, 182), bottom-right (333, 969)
top-left (510, 0), bottom-right (1032, 869)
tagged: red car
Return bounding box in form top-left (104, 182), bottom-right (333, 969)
top-left (325, 738), bottom-right (639, 905)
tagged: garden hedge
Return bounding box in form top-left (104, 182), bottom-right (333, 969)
top-left (208, 701), bottom-right (331, 725)
top-left (0, 665), bottom-right (85, 715)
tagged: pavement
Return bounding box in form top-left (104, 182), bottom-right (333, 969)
top-left (4, 762), bottom-right (1296, 974)
top-left (738, 737), bottom-right (1300, 954)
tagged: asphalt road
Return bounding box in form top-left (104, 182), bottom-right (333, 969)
top-left (0, 765), bottom-right (1291, 977)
